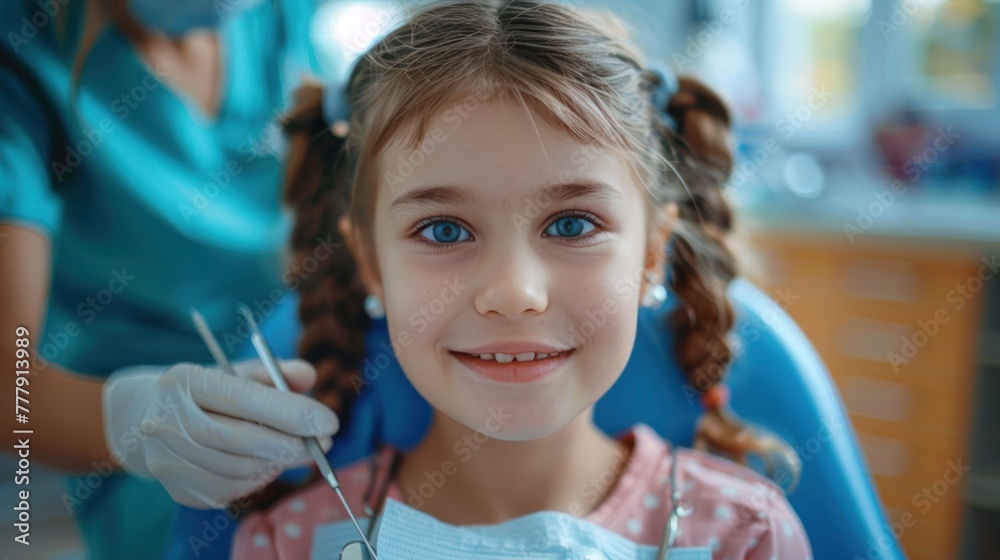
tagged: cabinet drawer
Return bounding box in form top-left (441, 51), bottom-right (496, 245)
top-left (833, 313), bottom-right (977, 372)
top-left (768, 295), bottom-right (976, 375)
top-left (839, 257), bottom-right (924, 304)
top-left (853, 426), bottom-right (969, 495)
top-left (837, 253), bottom-right (982, 307)
top-left (834, 370), bottom-right (972, 439)
top-left (867, 470), bottom-right (962, 560)
top-left (856, 430), bottom-right (917, 479)
top-left (749, 235), bottom-right (983, 306)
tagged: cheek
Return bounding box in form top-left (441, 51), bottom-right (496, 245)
top-left (382, 266), bottom-right (466, 358)
top-left (564, 254), bottom-right (645, 328)
top-left (560, 251), bottom-right (645, 376)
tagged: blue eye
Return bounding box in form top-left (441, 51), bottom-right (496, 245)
top-left (418, 220), bottom-right (471, 244)
top-left (544, 215), bottom-right (595, 238)
top-left (412, 212), bottom-right (603, 250)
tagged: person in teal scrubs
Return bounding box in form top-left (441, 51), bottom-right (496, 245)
top-left (0, 1), bottom-right (341, 558)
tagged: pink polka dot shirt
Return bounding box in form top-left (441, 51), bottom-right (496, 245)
top-left (232, 424), bottom-right (813, 559)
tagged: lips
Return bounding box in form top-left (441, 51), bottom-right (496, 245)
top-left (450, 348), bottom-right (575, 384)
top-left (457, 342), bottom-right (572, 355)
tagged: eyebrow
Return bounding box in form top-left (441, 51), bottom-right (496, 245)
top-left (389, 180), bottom-right (623, 213)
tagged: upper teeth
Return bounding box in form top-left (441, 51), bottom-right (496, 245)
top-left (477, 352), bottom-right (560, 362)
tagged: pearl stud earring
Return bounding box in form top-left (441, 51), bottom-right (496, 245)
top-left (364, 294), bottom-right (385, 319)
top-left (641, 271), bottom-right (667, 308)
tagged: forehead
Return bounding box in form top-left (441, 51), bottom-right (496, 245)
top-left (378, 99), bottom-right (640, 208)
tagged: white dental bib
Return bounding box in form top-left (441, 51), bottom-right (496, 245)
top-left (311, 496), bottom-right (710, 560)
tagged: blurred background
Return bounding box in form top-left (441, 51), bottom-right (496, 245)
top-left (10, 0), bottom-right (999, 558)
top-left (662, 0), bottom-right (1000, 558)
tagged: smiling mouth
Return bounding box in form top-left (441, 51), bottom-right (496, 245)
top-left (449, 348), bottom-right (577, 384)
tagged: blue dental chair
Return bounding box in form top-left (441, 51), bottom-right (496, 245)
top-left (166, 278), bottom-right (906, 560)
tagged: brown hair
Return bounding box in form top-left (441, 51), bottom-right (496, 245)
top-left (245, 0), bottom-right (799, 513)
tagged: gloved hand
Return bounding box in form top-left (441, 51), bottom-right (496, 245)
top-left (101, 358), bottom-right (339, 509)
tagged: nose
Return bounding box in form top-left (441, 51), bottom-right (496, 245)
top-left (473, 243), bottom-right (549, 319)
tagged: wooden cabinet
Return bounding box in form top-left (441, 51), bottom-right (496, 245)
top-left (745, 230), bottom-right (991, 560)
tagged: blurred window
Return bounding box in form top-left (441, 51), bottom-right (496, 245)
top-left (310, 0), bottom-right (402, 80)
top-left (763, 0), bottom-right (872, 124)
top-left (899, 0), bottom-right (998, 109)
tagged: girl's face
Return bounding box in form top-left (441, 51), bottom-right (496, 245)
top-left (358, 99), bottom-right (667, 441)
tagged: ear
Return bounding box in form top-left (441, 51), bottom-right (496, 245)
top-left (644, 202), bottom-right (678, 286)
top-left (338, 215), bottom-right (384, 300)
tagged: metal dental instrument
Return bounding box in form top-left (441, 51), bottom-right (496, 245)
top-left (654, 444), bottom-right (693, 560)
top-left (236, 304), bottom-right (379, 560)
top-left (190, 307), bottom-right (237, 376)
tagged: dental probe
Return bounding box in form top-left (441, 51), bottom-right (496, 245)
top-left (236, 304), bottom-right (379, 560)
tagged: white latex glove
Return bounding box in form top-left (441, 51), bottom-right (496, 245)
top-left (101, 359), bottom-right (339, 509)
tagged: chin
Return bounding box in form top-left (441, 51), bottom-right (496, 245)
top-left (454, 401), bottom-right (582, 442)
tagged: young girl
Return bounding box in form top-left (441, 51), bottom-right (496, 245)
top-left (233, 1), bottom-right (812, 558)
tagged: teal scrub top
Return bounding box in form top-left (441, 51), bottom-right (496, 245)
top-left (1, 0), bottom-right (322, 374)
top-left (0, 0), bottom-right (323, 558)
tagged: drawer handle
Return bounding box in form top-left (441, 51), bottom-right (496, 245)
top-left (843, 259), bottom-right (919, 303)
top-left (845, 375), bottom-right (912, 423)
top-left (840, 318), bottom-right (912, 363)
top-left (856, 431), bottom-right (911, 478)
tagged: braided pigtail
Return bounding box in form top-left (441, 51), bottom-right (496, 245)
top-left (240, 83), bottom-right (372, 513)
top-left (283, 84), bottom-right (372, 416)
top-left (661, 77), bottom-right (801, 490)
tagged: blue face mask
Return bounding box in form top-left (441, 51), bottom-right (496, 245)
top-left (315, 497), bottom-right (711, 560)
top-left (126, 0), bottom-right (267, 36)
